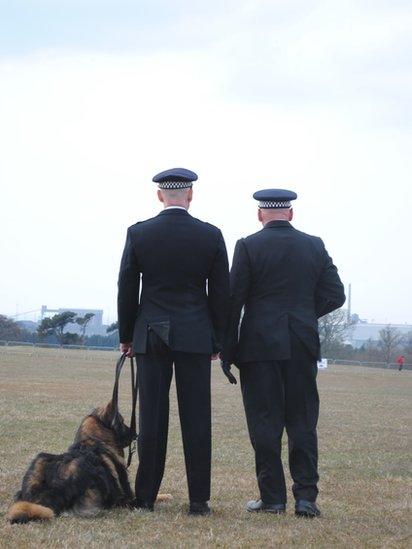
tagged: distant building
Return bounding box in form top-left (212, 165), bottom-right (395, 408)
top-left (349, 323), bottom-right (412, 348)
top-left (40, 305), bottom-right (106, 336)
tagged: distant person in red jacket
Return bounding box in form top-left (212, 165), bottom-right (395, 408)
top-left (396, 355), bottom-right (405, 371)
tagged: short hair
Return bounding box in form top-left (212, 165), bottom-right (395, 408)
top-left (159, 188), bottom-right (191, 199)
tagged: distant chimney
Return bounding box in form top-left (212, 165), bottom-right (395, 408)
top-left (347, 284), bottom-right (352, 323)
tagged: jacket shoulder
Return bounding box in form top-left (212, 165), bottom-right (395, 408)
top-left (189, 216), bottom-right (222, 235)
top-left (127, 217), bottom-right (157, 232)
top-left (291, 228), bottom-right (324, 246)
top-left (241, 226), bottom-right (325, 251)
top-left (242, 228), bottom-right (265, 244)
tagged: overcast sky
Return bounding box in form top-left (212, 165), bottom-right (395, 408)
top-left (1, 0), bottom-right (411, 325)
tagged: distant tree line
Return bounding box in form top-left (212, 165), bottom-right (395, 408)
top-left (1, 312), bottom-right (411, 362)
top-left (37, 311), bottom-right (97, 345)
top-left (0, 313), bottom-right (119, 347)
top-left (0, 315), bottom-right (33, 341)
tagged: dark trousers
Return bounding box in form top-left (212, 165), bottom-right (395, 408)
top-left (239, 332), bottom-right (319, 504)
top-left (135, 330), bottom-right (211, 504)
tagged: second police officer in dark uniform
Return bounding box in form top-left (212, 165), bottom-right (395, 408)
top-left (221, 189), bottom-right (345, 518)
top-left (117, 168), bottom-right (230, 515)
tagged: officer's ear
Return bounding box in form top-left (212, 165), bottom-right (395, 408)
top-left (288, 208), bottom-right (293, 221)
top-left (258, 208), bottom-right (263, 223)
top-left (187, 187), bottom-right (193, 204)
top-left (157, 189), bottom-right (164, 203)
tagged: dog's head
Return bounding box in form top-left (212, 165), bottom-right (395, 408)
top-left (97, 400), bottom-right (135, 449)
top-left (75, 400), bottom-right (135, 450)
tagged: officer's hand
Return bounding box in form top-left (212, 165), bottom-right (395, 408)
top-left (220, 361), bottom-right (237, 385)
top-left (120, 342), bottom-right (134, 357)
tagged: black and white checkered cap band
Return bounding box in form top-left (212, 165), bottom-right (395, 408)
top-left (259, 200), bottom-right (291, 209)
top-left (158, 181), bottom-right (193, 189)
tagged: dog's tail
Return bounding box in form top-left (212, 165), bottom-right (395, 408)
top-left (155, 493), bottom-right (173, 503)
top-left (7, 501), bottom-right (55, 524)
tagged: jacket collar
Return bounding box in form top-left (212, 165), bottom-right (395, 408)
top-left (158, 208), bottom-right (190, 217)
top-left (263, 220), bottom-right (293, 229)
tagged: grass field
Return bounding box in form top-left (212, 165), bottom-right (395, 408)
top-left (0, 347), bottom-right (411, 548)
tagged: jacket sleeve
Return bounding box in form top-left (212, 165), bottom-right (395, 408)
top-left (315, 240), bottom-right (346, 318)
top-left (117, 227), bottom-right (141, 343)
top-left (222, 239), bottom-right (252, 364)
top-left (207, 230), bottom-right (230, 353)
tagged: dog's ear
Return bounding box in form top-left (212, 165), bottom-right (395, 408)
top-left (102, 400), bottom-right (116, 423)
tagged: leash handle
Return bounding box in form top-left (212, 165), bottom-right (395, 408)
top-left (112, 352), bottom-right (139, 468)
top-left (111, 352), bottom-right (128, 407)
top-left (127, 356), bottom-right (138, 468)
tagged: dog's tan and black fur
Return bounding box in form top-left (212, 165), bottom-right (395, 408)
top-left (7, 400), bottom-right (169, 524)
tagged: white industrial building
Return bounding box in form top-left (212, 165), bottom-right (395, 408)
top-left (349, 323), bottom-right (412, 348)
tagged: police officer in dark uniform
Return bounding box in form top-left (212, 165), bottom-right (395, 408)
top-left (117, 168), bottom-right (230, 515)
top-left (221, 189), bottom-right (345, 518)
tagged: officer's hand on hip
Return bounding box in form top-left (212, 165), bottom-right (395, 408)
top-left (220, 360), bottom-right (237, 385)
top-left (120, 342), bottom-right (134, 357)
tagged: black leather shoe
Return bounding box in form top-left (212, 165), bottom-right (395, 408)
top-left (189, 501), bottom-right (211, 516)
top-left (246, 499), bottom-right (286, 514)
top-left (295, 500), bottom-right (320, 518)
top-left (133, 500), bottom-right (154, 512)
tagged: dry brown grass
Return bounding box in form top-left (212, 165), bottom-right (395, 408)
top-left (0, 347), bottom-right (411, 548)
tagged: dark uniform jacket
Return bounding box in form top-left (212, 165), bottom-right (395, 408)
top-left (117, 208), bottom-right (230, 355)
top-left (222, 220), bottom-right (345, 364)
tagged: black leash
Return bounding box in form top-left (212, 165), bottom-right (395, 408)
top-left (112, 353), bottom-right (139, 468)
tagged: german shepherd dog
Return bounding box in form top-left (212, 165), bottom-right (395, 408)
top-left (7, 400), bottom-right (170, 523)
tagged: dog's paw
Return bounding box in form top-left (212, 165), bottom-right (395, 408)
top-left (156, 493), bottom-right (173, 503)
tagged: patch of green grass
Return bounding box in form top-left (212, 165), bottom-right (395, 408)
top-left (0, 347), bottom-right (411, 548)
